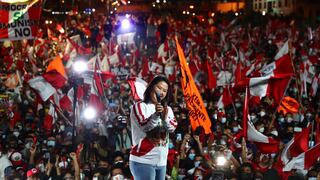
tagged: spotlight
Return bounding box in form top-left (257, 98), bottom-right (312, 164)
top-left (128, 1), bottom-right (130, 4)
top-left (45, 20), bottom-right (49, 24)
top-left (189, 5), bottom-right (194, 9)
top-left (121, 19), bottom-right (131, 30)
top-left (262, 11), bottom-right (266, 16)
top-left (92, 8), bottom-right (96, 12)
top-left (73, 60), bottom-right (87, 73)
top-left (211, 12), bottom-right (215, 17)
top-left (216, 156), bottom-right (226, 166)
top-left (235, 12), bottom-right (239, 16)
top-left (83, 107), bottom-right (97, 120)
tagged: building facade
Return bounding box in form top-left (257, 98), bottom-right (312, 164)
top-left (252, 0), bottom-right (296, 15)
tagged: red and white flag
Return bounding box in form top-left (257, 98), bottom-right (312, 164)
top-left (283, 143), bottom-right (320, 171)
top-left (128, 77), bottom-right (147, 101)
top-left (281, 126), bottom-right (310, 165)
top-left (43, 103), bottom-right (57, 131)
top-left (310, 74), bottom-right (319, 97)
top-left (28, 76), bottom-right (56, 101)
top-left (247, 119), bottom-right (280, 153)
top-left (217, 86), bottom-right (233, 111)
top-left (0, 0), bottom-right (42, 41)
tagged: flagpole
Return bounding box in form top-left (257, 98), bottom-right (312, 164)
top-left (288, 40), bottom-right (304, 113)
top-left (227, 85), bottom-right (238, 118)
top-left (268, 77), bottom-right (293, 132)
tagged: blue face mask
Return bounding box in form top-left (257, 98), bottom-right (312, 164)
top-left (169, 143), bottom-right (174, 149)
top-left (47, 140), bottom-right (56, 147)
top-left (308, 177), bottom-right (317, 180)
top-left (188, 153), bottom-right (195, 160)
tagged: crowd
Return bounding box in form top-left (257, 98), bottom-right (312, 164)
top-left (0, 8), bottom-right (319, 180)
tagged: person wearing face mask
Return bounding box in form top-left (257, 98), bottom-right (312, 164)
top-left (0, 144), bottom-right (13, 180)
top-left (110, 163), bottom-right (126, 180)
top-left (129, 76), bottom-right (177, 180)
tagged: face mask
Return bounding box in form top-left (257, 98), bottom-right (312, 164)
top-left (235, 103), bottom-right (242, 108)
top-left (178, 175), bottom-right (186, 180)
top-left (308, 177), bottom-right (317, 180)
top-left (60, 125), bottom-right (65, 131)
top-left (278, 117), bottom-right (285, 123)
top-left (194, 161), bottom-right (201, 167)
top-left (25, 142), bottom-right (32, 149)
top-left (188, 153), bottom-right (195, 160)
top-left (213, 114), bottom-right (217, 119)
top-left (13, 131), bottom-right (20, 137)
top-left (98, 167), bottom-right (109, 175)
top-left (47, 140), bottom-right (56, 147)
top-left (258, 127), bottom-right (265, 133)
top-left (38, 163), bottom-right (45, 172)
top-left (286, 117), bottom-right (293, 123)
top-left (233, 126), bottom-right (239, 133)
top-left (169, 143), bottom-right (174, 149)
top-left (221, 117), bottom-right (226, 124)
top-left (112, 174), bottom-right (124, 180)
top-left (250, 115), bottom-right (256, 120)
top-left (260, 111), bottom-right (266, 117)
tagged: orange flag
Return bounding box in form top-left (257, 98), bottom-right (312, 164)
top-left (277, 96), bottom-right (299, 115)
top-left (46, 55), bottom-right (66, 78)
top-left (175, 37), bottom-right (212, 134)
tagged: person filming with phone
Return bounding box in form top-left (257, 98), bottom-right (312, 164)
top-left (129, 76), bottom-right (178, 180)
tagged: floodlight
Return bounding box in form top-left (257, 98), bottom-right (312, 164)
top-left (83, 106), bottom-right (97, 120)
top-left (216, 156), bottom-right (227, 166)
top-left (121, 19), bottom-right (131, 30)
top-left (73, 60), bottom-right (87, 73)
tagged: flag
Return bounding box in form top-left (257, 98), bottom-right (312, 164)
top-left (175, 37), bottom-right (212, 134)
top-left (42, 70), bottom-right (67, 89)
top-left (217, 86), bottom-right (233, 111)
top-left (206, 60), bottom-right (216, 90)
top-left (28, 76), bottom-right (56, 101)
top-left (283, 143), bottom-right (320, 171)
top-left (0, 0), bottom-right (42, 41)
top-left (277, 96), bottom-right (299, 115)
top-left (46, 55), bottom-right (67, 78)
top-left (243, 88), bottom-right (249, 139)
top-left (247, 120), bottom-right (279, 153)
top-left (274, 40), bottom-right (289, 60)
top-left (128, 77), bottom-right (147, 101)
top-left (310, 74), bottom-right (319, 97)
top-left (43, 103), bottom-right (57, 131)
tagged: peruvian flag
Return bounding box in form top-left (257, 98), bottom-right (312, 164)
top-left (283, 143), bottom-right (320, 171)
top-left (128, 77), bottom-right (147, 101)
top-left (238, 52), bottom-right (294, 107)
top-left (28, 76), bottom-right (56, 101)
top-left (0, 0), bottom-right (42, 41)
top-left (217, 86), bottom-right (233, 111)
top-left (206, 60), bottom-right (217, 90)
top-left (247, 120), bottom-right (280, 153)
top-left (43, 103), bottom-right (57, 131)
top-left (310, 74), bottom-right (319, 97)
top-left (281, 126), bottom-right (310, 165)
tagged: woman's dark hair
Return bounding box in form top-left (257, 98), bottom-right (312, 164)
top-left (143, 75), bottom-right (171, 104)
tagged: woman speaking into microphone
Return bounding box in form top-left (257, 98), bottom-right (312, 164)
top-left (129, 76), bottom-right (177, 180)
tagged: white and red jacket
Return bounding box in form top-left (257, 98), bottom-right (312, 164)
top-left (130, 101), bottom-right (177, 166)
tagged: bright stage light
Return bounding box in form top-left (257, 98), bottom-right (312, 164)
top-left (216, 156), bottom-right (227, 166)
top-left (121, 19), bottom-right (131, 30)
top-left (83, 106), bottom-right (97, 120)
top-left (73, 60), bottom-right (87, 73)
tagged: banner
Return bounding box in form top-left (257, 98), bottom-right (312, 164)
top-left (0, 0), bottom-right (42, 41)
top-left (175, 37), bottom-right (212, 134)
